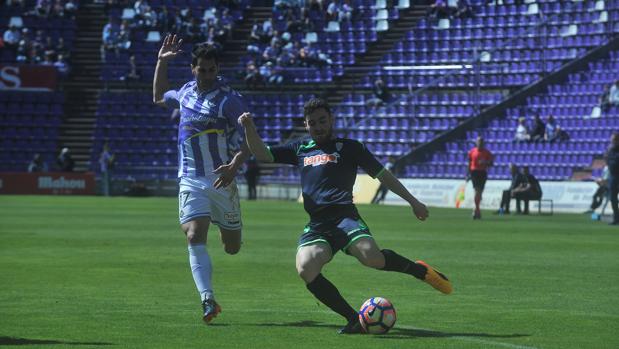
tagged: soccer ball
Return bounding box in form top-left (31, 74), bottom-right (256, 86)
top-left (358, 297), bottom-right (397, 334)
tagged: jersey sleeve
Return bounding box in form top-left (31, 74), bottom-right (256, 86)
top-left (163, 89), bottom-right (180, 109)
top-left (268, 141), bottom-right (299, 166)
top-left (352, 141), bottom-right (384, 178)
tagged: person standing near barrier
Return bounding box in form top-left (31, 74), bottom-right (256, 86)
top-left (604, 132), bottom-right (619, 225)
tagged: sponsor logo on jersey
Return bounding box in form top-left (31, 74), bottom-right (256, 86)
top-left (303, 153), bottom-right (339, 167)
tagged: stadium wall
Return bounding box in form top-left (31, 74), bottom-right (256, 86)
top-left (381, 178), bottom-right (596, 213)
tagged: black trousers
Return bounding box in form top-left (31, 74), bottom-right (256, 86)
top-left (609, 177), bottom-right (619, 223)
top-left (512, 190), bottom-right (542, 214)
top-left (500, 190), bottom-right (512, 212)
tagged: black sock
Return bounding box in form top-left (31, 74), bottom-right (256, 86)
top-left (381, 249), bottom-right (427, 280)
top-left (306, 274), bottom-right (357, 321)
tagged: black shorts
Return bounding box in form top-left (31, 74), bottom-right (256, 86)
top-left (298, 205), bottom-right (373, 254)
top-left (470, 170), bottom-right (488, 191)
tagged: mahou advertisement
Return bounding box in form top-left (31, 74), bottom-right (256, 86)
top-left (0, 65), bottom-right (57, 90)
top-left (0, 173), bottom-right (95, 195)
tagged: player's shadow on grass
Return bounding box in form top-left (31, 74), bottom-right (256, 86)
top-left (256, 320), bottom-right (340, 330)
top-left (255, 322), bottom-right (530, 340)
top-left (386, 327), bottom-right (530, 340)
top-left (0, 336), bottom-right (113, 346)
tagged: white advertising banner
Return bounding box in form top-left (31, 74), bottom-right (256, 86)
top-left (383, 179), bottom-right (598, 213)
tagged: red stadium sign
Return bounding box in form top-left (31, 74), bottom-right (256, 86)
top-left (0, 65), bottom-right (57, 90)
top-left (0, 172), bottom-right (95, 195)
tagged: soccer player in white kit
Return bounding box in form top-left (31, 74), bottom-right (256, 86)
top-left (153, 34), bottom-right (249, 324)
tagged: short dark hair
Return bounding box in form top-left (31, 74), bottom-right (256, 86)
top-left (303, 98), bottom-right (332, 119)
top-left (191, 43), bottom-right (219, 66)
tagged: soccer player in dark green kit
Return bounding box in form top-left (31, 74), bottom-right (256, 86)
top-left (238, 98), bottom-right (452, 334)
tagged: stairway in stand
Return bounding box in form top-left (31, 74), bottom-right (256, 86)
top-left (58, 1), bottom-right (106, 172)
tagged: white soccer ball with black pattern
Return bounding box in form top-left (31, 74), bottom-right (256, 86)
top-left (358, 297), bottom-right (397, 334)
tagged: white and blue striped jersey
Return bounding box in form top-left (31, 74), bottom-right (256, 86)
top-left (163, 78), bottom-right (247, 178)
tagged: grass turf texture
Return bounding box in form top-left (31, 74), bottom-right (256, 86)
top-left (0, 195), bottom-right (618, 349)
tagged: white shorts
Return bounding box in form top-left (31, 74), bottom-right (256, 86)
top-left (178, 176), bottom-right (242, 230)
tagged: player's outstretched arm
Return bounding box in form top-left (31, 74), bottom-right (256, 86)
top-left (378, 170), bottom-right (429, 221)
top-left (238, 112), bottom-right (273, 163)
top-left (153, 34), bottom-right (183, 107)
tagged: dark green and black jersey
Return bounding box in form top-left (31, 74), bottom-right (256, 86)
top-left (268, 137), bottom-right (384, 217)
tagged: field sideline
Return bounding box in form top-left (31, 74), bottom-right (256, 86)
top-left (1, 195), bottom-right (618, 349)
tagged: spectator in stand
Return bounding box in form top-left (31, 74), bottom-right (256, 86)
top-left (261, 18), bottom-right (274, 43)
top-left (269, 61), bottom-right (285, 85)
top-left (220, 8), bottom-right (234, 39)
top-left (428, 0), bottom-right (451, 20)
top-left (366, 78), bottom-right (393, 107)
top-left (339, 0), bottom-right (353, 22)
top-left (262, 38), bottom-right (280, 64)
top-left (101, 17), bottom-right (119, 62)
top-left (609, 80), bottom-right (619, 107)
top-left (513, 117), bottom-right (530, 143)
top-left (3, 25), bottom-right (21, 50)
top-left (134, 0), bottom-right (149, 24)
top-left (548, 125), bottom-right (569, 142)
top-left (35, 0), bottom-right (52, 17)
top-left (121, 54), bottom-right (140, 83)
top-left (248, 20), bottom-right (263, 47)
top-left (28, 153), bottom-right (48, 172)
top-left (54, 53), bottom-right (70, 77)
top-left (186, 17), bottom-right (204, 43)
top-left (56, 147), bottom-right (75, 172)
top-left (510, 166), bottom-right (542, 215)
top-left (117, 20), bottom-right (132, 50)
top-left (544, 115), bottom-right (557, 142)
top-left (16, 40), bottom-right (28, 62)
top-left (52, 0), bottom-right (65, 17)
top-left (326, 0), bottom-right (338, 21)
top-left (41, 51), bottom-right (54, 65)
top-left (530, 114), bottom-right (545, 142)
top-left (64, 0), bottom-right (78, 18)
top-left (178, 7), bottom-right (193, 33)
top-left (56, 37), bottom-right (70, 61)
top-left (454, 0), bottom-right (473, 18)
top-left (157, 6), bottom-right (172, 33)
top-left (259, 61), bottom-right (274, 85)
top-left (600, 85), bottom-right (611, 112)
top-left (244, 60), bottom-right (263, 89)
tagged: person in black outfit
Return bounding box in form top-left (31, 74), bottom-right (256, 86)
top-left (244, 156), bottom-right (260, 200)
top-left (511, 166), bottom-right (542, 214)
top-left (497, 163), bottom-right (523, 214)
top-left (530, 114), bottom-right (546, 142)
top-left (604, 132), bottom-right (619, 225)
top-left (56, 147), bottom-right (75, 172)
top-left (371, 156), bottom-right (396, 204)
top-left (366, 78), bottom-right (392, 107)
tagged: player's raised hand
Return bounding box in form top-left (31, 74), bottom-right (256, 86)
top-left (237, 112), bottom-right (254, 127)
top-left (411, 200), bottom-right (429, 221)
top-left (158, 34), bottom-right (183, 62)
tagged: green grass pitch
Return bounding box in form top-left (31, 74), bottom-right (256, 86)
top-left (1, 195), bottom-right (618, 349)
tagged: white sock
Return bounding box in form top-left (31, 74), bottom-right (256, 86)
top-left (188, 244), bottom-right (214, 301)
